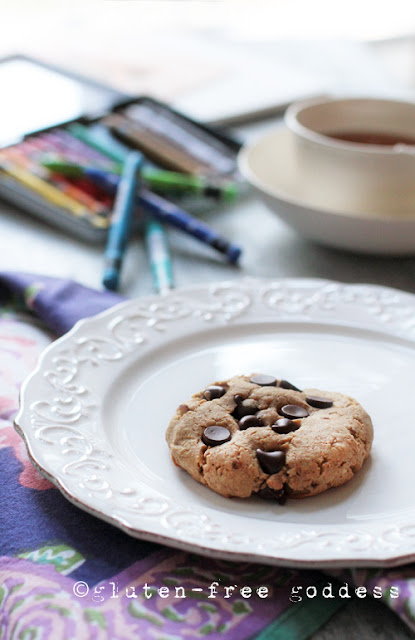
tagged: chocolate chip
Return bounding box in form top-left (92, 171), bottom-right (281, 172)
top-left (238, 415), bottom-right (264, 430)
top-left (272, 418), bottom-right (301, 434)
top-left (278, 379), bottom-right (301, 392)
top-left (256, 449), bottom-right (286, 474)
top-left (257, 486), bottom-right (287, 504)
top-left (277, 490), bottom-right (288, 505)
top-left (203, 385), bottom-right (227, 401)
top-left (250, 374), bottom-right (277, 387)
top-left (234, 405), bottom-right (257, 419)
top-left (202, 426), bottom-right (231, 447)
top-left (232, 398), bottom-right (257, 419)
top-left (306, 395), bottom-right (333, 409)
top-left (279, 404), bottom-right (309, 419)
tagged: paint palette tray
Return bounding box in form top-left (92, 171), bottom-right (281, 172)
top-left (0, 55), bottom-right (241, 242)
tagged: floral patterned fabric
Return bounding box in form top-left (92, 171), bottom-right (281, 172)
top-left (1, 273), bottom-right (414, 640)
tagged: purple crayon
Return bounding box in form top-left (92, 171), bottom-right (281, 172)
top-left (43, 131), bottom-right (114, 168)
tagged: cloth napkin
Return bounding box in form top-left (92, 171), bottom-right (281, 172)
top-left (0, 272), bottom-right (413, 640)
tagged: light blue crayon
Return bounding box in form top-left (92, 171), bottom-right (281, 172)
top-left (102, 151), bottom-right (143, 291)
top-left (144, 219), bottom-right (174, 295)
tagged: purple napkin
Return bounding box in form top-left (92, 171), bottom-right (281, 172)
top-left (0, 272), bottom-right (124, 334)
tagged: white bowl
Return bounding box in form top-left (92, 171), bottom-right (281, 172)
top-left (238, 125), bottom-right (415, 255)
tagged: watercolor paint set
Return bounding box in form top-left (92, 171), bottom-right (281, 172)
top-left (0, 55), bottom-right (241, 243)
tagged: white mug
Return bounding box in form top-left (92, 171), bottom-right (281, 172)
top-left (285, 97), bottom-right (415, 215)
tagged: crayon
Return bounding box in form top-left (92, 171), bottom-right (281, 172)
top-left (62, 165), bottom-right (121, 193)
top-left (19, 138), bottom-right (112, 206)
top-left (49, 129), bottom-right (115, 168)
top-left (140, 190), bottom-right (241, 264)
top-left (38, 159), bottom-right (242, 262)
top-left (14, 143), bottom-right (109, 219)
top-left (70, 116), bottom-right (236, 181)
top-left (68, 122), bottom-right (125, 165)
top-left (36, 130), bottom-right (114, 171)
top-left (123, 102), bottom-right (236, 174)
top-left (31, 144), bottom-right (114, 206)
top-left (103, 151), bottom-right (143, 291)
top-left (59, 124), bottom-right (239, 199)
top-left (41, 161), bottom-right (241, 263)
top-left (25, 136), bottom-right (97, 183)
top-left (142, 169), bottom-right (238, 202)
top-left (35, 134), bottom-right (109, 173)
top-left (71, 176), bottom-right (114, 207)
top-left (41, 160), bottom-right (238, 201)
top-left (40, 158), bottom-right (96, 179)
top-left (0, 155), bottom-right (90, 218)
top-left (144, 219), bottom-right (174, 295)
top-left (39, 156), bottom-right (242, 264)
top-left (104, 112), bottom-right (202, 174)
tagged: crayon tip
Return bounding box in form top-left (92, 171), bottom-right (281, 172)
top-left (227, 245), bottom-right (242, 264)
top-left (204, 181), bottom-right (238, 202)
top-left (42, 159), bottom-right (84, 178)
top-left (102, 268), bottom-right (119, 291)
top-left (223, 182), bottom-right (239, 203)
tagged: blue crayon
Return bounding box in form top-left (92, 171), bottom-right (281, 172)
top-left (84, 167), bottom-right (119, 192)
top-left (76, 168), bottom-right (241, 264)
top-left (139, 190), bottom-right (241, 264)
top-left (144, 219), bottom-right (174, 295)
top-left (102, 151), bottom-right (143, 291)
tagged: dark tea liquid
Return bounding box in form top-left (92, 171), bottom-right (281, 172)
top-left (326, 131), bottom-right (415, 146)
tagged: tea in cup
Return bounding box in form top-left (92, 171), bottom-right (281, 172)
top-left (285, 97), bottom-right (415, 215)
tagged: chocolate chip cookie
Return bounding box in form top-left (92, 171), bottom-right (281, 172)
top-left (165, 374), bottom-right (373, 502)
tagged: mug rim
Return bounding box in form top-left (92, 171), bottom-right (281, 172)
top-left (285, 96), bottom-right (415, 156)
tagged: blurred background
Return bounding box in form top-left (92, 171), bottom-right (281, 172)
top-left (3, 0), bottom-right (415, 108)
top-left (3, 0), bottom-right (415, 292)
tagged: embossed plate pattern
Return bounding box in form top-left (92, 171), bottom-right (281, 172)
top-left (15, 278), bottom-right (415, 567)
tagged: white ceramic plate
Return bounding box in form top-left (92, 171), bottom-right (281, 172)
top-left (15, 278), bottom-right (415, 568)
top-left (238, 126), bottom-right (415, 255)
